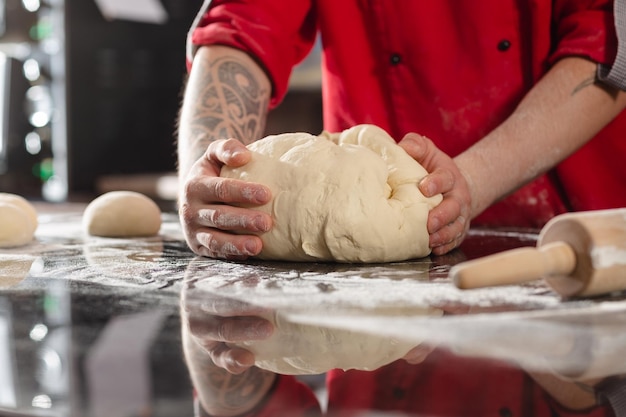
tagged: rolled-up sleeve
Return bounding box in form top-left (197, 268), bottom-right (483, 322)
top-left (550, 0), bottom-right (618, 66)
top-left (188, 0), bottom-right (317, 107)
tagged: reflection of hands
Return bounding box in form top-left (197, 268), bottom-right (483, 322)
top-left (178, 138), bottom-right (273, 260)
top-left (181, 277), bottom-right (277, 416)
top-left (183, 290), bottom-right (274, 374)
top-left (398, 133), bottom-right (471, 256)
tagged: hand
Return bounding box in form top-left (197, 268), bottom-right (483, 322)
top-left (181, 273), bottom-right (278, 416)
top-left (178, 138), bottom-right (274, 260)
top-left (182, 282), bottom-right (275, 374)
top-left (401, 344), bottom-right (436, 365)
top-left (399, 133), bottom-right (472, 255)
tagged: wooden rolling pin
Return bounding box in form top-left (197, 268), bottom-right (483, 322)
top-left (451, 208), bottom-right (626, 298)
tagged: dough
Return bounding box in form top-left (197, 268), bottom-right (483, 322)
top-left (83, 191), bottom-right (162, 237)
top-left (0, 193), bottom-right (39, 227)
top-left (0, 203), bottom-right (37, 248)
top-left (221, 124), bottom-right (442, 262)
top-left (0, 256), bottom-right (35, 287)
top-left (0, 193), bottom-right (38, 248)
top-left (233, 312), bottom-right (416, 375)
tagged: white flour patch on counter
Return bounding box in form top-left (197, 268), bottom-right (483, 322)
top-left (0, 212), bottom-right (192, 290)
top-left (188, 258), bottom-right (564, 314)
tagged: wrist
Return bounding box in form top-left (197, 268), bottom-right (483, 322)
top-left (453, 156), bottom-right (487, 220)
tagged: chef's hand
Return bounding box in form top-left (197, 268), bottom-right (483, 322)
top-left (182, 286), bottom-right (274, 374)
top-left (178, 138), bottom-right (273, 260)
top-left (401, 344), bottom-right (436, 365)
top-left (181, 281), bottom-right (277, 416)
top-left (399, 133), bottom-right (472, 256)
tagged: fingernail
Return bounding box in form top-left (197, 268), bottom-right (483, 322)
top-left (244, 240), bottom-right (259, 255)
top-left (225, 148), bottom-right (243, 161)
top-left (424, 182), bottom-right (437, 197)
top-left (235, 357), bottom-right (254, 368)
top-left (255, 187), bottom-right (269, 202)
top-left (254, 216), bottom-right (269, 232)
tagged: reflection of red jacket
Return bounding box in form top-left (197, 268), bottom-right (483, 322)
top-left (224, 349), bottom-right (613, 417)
top-left (190, 0), bottom-right (625, 228)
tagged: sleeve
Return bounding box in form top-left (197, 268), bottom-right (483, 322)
top-left (194, 374), bottom-right (323, 417)
top-left (596, 0), bottom-right (626, 90)
top-left (186, 0), bottom-right (318, 108)
top-left (596, 376), bottom-right (626, 417)
top-left (549, 0), bottom-right (618, 67)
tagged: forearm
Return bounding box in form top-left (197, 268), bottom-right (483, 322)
top-left (182, 325), bottom-right (277, 417)
top-left (455, 57), bottom-right (626, 219)
top-left (529, 371), bottom-right (602, 411)
top-left (177, 45), bottom-right (272, 178)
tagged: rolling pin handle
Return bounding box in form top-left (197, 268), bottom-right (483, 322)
top-left (451, 241), bottom-right (577, 290)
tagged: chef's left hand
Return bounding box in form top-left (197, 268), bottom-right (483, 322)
top-left (182, 283), bottom-right (274, 374)
top-left (399, 133), bottom-right (471, 255)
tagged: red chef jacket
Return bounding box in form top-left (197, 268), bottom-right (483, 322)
top-left (194, 349), bottom-right (614, 417)
top-left (187, 3), bottom-right (623, 415)
top-left (189, 0), bottom-right (626, 228)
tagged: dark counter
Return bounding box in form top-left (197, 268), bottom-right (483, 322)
top-left (1, 208), bottom-right (625, 416)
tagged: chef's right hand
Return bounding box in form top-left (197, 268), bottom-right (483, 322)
top-left (178, 138), bottom-right (273, 260)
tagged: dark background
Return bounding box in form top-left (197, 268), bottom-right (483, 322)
top-left (0, 0), bottom-right (322, 201)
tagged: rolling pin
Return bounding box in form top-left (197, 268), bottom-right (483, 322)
top-left (450, 208), bottom-right (626, 298)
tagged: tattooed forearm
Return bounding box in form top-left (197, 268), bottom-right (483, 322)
top-left (190, 57), bottom-right (269, 145)
top-left (182, 326), bottom-right (276, 416)
top-left (178, 46), bottom-right (271, 175)
top-left (199, 365), bottom-right (276, 414)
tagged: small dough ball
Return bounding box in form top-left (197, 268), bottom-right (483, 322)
top-left (83, 191), bottom-right (162, 237)
top-left (221, 124), bottom-right (443, 263)
top-left (0, 193), bottom-right (38, 230)
top-left (0, 202), bottom-right (37, 248)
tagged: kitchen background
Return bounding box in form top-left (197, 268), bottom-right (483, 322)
top-left (0, 0), bottom-right (322, 206)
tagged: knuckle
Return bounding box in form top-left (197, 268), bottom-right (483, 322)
top-left (215, 321), bottom-right (232, 342)
top-left (198, 208), bottom-right (220, 227)
top-left (212, 179), bottom-right (231, 201)
top-left (178, 202), bottom-right (195, 225)
top-left (181, 176), bottom-right (201, 198)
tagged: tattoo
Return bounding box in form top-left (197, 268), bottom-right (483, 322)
top-left (574, 381), bottom-right (596, 394)
top-left (190, 56), bottom-right (269, 147)
top-left (571, 74), bottom-right (597, 96)
top-left (570, 69), bottom-right (621, 99)
top-left (202, 365), bottom-right (274, 413)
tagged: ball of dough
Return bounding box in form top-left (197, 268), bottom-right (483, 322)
top-left (0, 202), bottom-right (37, 248)
top-left (233, 312), bottom-right (416, 375)
top-left (0, 193), bottom-right (39, 228)
top-left (83, 191), bottom-right (162, 237)
top-left (221, 124), bottom-right (442, 263)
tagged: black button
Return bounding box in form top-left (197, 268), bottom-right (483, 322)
top-left (390, 53), bottom-right (402, 65)
top-left (392, 387), bottom-right (405, 399)
top-left (497, 39), bottom-right (511, 51)
top-left (499, 407), bottom-right (513, 417)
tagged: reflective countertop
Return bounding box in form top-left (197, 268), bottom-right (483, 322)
top-left (1, 206), bottom-right (625, 417)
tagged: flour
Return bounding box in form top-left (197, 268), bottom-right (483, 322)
top-left (591, 245), bottom-right (626, 269)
